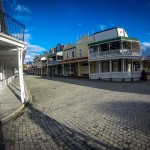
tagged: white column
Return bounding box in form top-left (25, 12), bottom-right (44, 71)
top-left (132, 58), bottom-right (133, 72)
top-left (97, 45), bottom-right (99, 54)
top-left (109, 59), bottom-right (112, 78)
top-left (122, 58), bottom-right (124, 78)
top-left (41, 67), bottom-right (42, 76)
top-left (98, 61), bottom-right (100, 79)
top-left (18, 50), bottom-right (25, 103)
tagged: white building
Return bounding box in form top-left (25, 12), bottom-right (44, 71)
top-left (0, 5), bottom-right (27, 103)
top-left (88, 27), bottom-right (141, 81)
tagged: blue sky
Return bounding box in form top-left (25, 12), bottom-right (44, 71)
top-left (3, 0), bottom-right (150, 62)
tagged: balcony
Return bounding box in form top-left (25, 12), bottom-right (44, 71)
top-left (0, 10), bottom-right (25, 41)
top-left (89, 49), bottom-right (141, 61)
top-left (90, 71), bottom-right (141, 80)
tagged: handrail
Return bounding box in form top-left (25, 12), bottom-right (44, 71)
top-left (0, 10), bottom-right (25, 41)
top-left (89, 49), bottom-right (140, 58)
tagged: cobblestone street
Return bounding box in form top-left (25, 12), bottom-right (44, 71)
top-left (1, 75), bottom-right (150, 150)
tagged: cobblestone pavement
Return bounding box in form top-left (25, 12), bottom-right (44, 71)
top-left (1, 75), bottom-right (150, 150)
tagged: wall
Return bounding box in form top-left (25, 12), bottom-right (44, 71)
top-left (63, 42), bottom-right (76, 60)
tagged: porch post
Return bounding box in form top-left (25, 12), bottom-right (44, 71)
top-left (97, 45), bottom-right (99, 54)
top-left (78, 62), bottom-right (80, 77)
top-left (132, 58), bottom-right (133, 72)
top-left (41, 67), bottom-right (42, 76)
top-left (57, 65), bottom-right (58, 77)
top-left (98, 61), bottom-right (100, 79)
top-left (109, 59), bottom-right (112, 77)
top-left (70, 63), bottom-right (71, 76)
top-left (123, 58), bottom-right (124, 79)
top-left (62, 64), bottom-right (64, 76)
top-left (88, 62), bottom-right (91, 79)
top-left (18, 49), bottom-right (25, 103)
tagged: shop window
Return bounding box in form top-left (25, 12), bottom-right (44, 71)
top-left (112, 60), bottom-right (121, 72)
top-left (102, 61), bottom-right (109, 72)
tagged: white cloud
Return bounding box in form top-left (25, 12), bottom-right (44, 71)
top-left (23, 30), bottom-right (47, 63)
top-left (78, 23), bottom-right (82, 26)
top-left (15, 4), bottom-right (31, 13)
top-left (98, 24), bottom-right (107, 31)
top-left (141, 42), bottom-right (150, 57)
top-left (24, 33), bottom-right (32, 43)
top-left (24, 44), bottom-right (47, 63)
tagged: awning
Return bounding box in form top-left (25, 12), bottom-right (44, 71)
top-left (41, 57), bottom-right (47, 60)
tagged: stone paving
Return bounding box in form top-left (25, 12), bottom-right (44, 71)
top-left (1, 75), bottom-right (150, 150)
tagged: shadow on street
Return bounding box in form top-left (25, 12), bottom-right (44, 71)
top-left (27, 102), bottom-right (120, 150)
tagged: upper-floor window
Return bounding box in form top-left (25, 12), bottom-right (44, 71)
top-left (110, 41), bottom-right (121, 50)
top-left (72, 51), bottom-right (75, 58)
top-left (79, 49), bottom-right (82, 57)
top-left (123, 41), bottom-right (131, 49)
top-left (66, 53), bottom-right (69, 59)
top-left (101, 43), bottom-right (109, 51)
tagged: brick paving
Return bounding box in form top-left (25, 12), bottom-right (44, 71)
top-left (1, 75), bottom-right (150, 150)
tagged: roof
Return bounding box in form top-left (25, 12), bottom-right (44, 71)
top-left (93, 27), bottom-right (118, 35)
top-left (88, 36), bottom-right (139, 46)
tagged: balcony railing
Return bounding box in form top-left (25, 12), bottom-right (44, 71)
top-left (90, 71), bottom-right (141, 79)
top-left (0, 10), bottom-right (25, 41)
top-left (48, 61), bottom-right (58, 66)
top-left (89, 49), bottom-right (141, 60)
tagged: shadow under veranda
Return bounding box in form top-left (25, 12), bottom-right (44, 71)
top-left (0, 121), bottom-right (5, 150)
top-left (27, 75), bottom-right (150, 95)
top-left (26, 102), bottom-right (119, 150)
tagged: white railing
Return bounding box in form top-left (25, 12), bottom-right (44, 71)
top-left (90, 71), bottom-right (141, 79)
top-left (89, 49), bottom-right (140, 60)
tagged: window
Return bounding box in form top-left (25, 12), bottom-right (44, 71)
top-left (101, 43), bottom-right (109, 51)
top-left (123, 41), bottom-right (131, 49)
top-left (110, 41), bottom-right (121, 50)
top-left (112, 60), bottom-right (121, 72)
top-left (79, 49), bottom-right (82, 57)
top-left (66, 53), bottom-right (69, 59)
top-left (72, 51), bottom-right (75, 58)
top-left (102, 61), bottom-right (109, 72)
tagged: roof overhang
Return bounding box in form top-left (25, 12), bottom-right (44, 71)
top-left (0, 33), bottom-right (27, 68)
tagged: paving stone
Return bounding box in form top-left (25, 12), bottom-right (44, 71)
top-left (1, 76), bottom-right (150, 150)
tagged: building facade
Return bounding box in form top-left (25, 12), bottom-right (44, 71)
top-left (0, 1), bottom-right (27, 103)
top-left (88, 27), bottom-right (141, 81)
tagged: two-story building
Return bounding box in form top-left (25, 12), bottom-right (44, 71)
top-left (88, 27), bottom-right (141, 81)
top-left (47, 44), bottom-right (64, 76)
top-left (60, 35), bottom-right (93, 77)
top-left (0, 3), bottom-right (27, 103)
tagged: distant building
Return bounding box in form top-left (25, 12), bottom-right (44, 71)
top-left (28, 27), bottom-right (142, 82)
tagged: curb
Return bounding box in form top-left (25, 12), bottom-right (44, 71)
top-left (1, 104), bottom-right (26, 124)
top-left (1, 79), bottom-right (32, 124)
